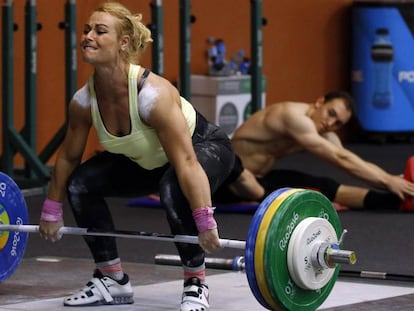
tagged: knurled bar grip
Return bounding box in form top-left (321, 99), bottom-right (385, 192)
top-left (0, 224), bottom-right (246, 249)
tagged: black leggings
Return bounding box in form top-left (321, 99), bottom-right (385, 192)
top-left (66, 113), bottom-right (234, 267)
top-left (259, 170), bottom-right (401, 209)
top-left (213, 167), bottom-right (341, 204)
top-left (258, 169), bottom-right (340, 201)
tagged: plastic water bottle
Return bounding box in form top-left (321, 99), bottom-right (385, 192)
top-left (371, 28), bottom-right (394, 109)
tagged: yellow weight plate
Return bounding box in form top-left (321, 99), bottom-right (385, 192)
top-left (254, 188), bottom-right (303, 310)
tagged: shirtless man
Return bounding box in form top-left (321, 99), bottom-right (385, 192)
top-left (217, 91), bottom-right (414, 210)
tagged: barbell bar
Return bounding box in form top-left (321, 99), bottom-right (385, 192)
top-left (0, 171), bottom-right (356, 311)
top-left (0, 224), bottom-right (246, 249)
top-left (0, 223), bottom-right (355, 267)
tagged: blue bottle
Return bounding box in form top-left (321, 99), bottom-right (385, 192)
top-left (371, 28), bottom-right (394, 109)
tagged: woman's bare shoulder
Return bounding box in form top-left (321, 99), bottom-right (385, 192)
top-left (72, 83), bottom-right (90, 108)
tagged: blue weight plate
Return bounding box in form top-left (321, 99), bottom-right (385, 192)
top-left (0, 172), bottom-right (29, 283)
top-left (245, 187), bottom-right (292, 310)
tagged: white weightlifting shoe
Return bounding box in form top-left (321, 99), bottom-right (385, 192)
top-left (180, 277), bottom-right (209, 311)
top-left (63, 269), bottom-right (134, 306)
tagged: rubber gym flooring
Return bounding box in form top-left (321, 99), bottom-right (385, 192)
top-left (1, 142), bottom-right (414, 310)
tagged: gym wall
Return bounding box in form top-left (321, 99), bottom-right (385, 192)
top-left (0, 0), bottom-right (353, 166)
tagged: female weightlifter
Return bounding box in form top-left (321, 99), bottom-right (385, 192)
top-left (38, 2), bottom-right (241, 310)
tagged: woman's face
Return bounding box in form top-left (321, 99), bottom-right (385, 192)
top-left (80, 12), bottom-right (123, 65)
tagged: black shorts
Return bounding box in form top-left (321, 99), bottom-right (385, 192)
top-left (224, 154), bottom-right (244, 185)
top-left (213, 165), bottom-right (341, 203)
top-left (212, 155), bottom-right (246, 203)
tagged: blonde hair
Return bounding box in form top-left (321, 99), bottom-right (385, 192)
top-left (95, 2), bottom-right (153, 64)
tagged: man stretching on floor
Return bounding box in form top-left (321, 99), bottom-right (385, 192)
top-left (216, 91), bottom-right (414, 211)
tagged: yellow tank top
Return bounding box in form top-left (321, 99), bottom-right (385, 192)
top-left (90, 64), bottom-right (196, 170)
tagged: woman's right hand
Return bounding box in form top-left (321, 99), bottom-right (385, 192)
top-left (39, 220), bottom-right (64, 242)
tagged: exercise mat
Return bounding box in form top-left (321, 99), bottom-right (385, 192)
top-left (128, 195), bottom-right (349, 213)
top-left (128, 195), bottom-right (259, 213)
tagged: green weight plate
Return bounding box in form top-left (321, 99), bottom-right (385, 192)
top-left (254, 188), bottom-right (303, 310)
top-left (264, 190), bottom-right (341, 311)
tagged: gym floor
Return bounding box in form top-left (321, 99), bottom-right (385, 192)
top-left (1, 142), bottom-right (414, 310)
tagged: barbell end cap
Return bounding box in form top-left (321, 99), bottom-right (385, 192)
top-left (325, 248), bottom-right (358, 267)
top-left (349, 252), bottom-right (357, 265)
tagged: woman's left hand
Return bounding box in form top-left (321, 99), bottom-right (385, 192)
top-left (198, 228), bottom-right (222, 254)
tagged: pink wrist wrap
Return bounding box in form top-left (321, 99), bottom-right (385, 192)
top-left (40, 198), bottom-right (63, 222)
top-left (192, 207), bottom-right (217, 233)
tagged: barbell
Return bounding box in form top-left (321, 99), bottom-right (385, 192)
top-left (0, 171), bottom-right (356, 311)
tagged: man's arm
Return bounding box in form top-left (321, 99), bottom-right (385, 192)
top-left (280, 111), bottom-right (414, 199)
top-left (322, 132), bottom-right (343, 148)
